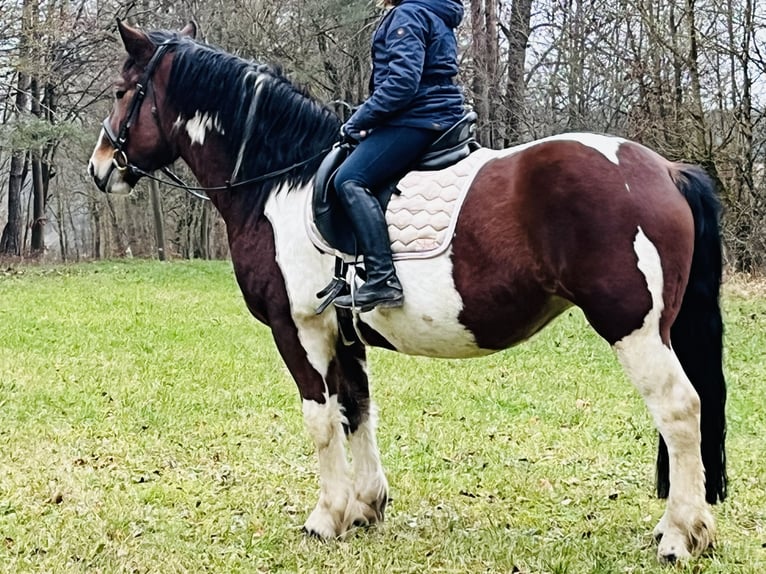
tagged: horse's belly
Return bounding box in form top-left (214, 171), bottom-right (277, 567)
top-left (359, 249), bottom-right (491, 359)
top-left (362, 312), bottom-right (492, 358)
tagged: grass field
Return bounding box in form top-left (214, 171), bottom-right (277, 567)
top-left (0, 260), bottom-right (764, 573)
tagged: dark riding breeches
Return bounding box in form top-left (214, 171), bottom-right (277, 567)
top-left (334, 125), bottom-right (440, 193)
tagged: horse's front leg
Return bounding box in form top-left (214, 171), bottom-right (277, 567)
top-left (301, 393), bottom-right (354, 538)
top-left (270, 314), bottom-right (353, 538)
top-left (330, 338), bottom-right (389, 529)
top-left (271, 314), bottom-right (388, 538)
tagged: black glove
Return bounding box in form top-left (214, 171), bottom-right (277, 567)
top-left (340, 123), bottom-right (367, 145)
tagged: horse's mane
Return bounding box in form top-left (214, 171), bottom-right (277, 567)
top-left (147, 30), bottom-right (341, 215)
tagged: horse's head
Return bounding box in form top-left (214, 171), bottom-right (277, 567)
top-left (88, 20), bottom-right (196, 193)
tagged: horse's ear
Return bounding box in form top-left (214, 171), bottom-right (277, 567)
top-left (180, 21), bottom-right (197, 39)
top-left (117, 18), bottom-right (155, 64)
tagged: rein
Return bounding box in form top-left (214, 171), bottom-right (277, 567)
top-left (128, 147), bottom-right (334, 201)
top-left (102, 40), bottom-right (336, 200)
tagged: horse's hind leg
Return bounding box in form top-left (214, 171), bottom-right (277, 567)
top-left (615, 330), bottom-right (714, 561)
top-left (584, 230), bottom-right (714, 561)
top-left (346, 406), bottom-right (388, 528)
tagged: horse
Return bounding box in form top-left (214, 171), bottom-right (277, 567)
top-left (88, 20), bottom-right (727, 563)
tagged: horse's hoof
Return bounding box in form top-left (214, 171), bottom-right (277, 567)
top-left (658, 544), bottom-right (691, 564)
top-left (343, 496), bottom-right (385, 532)
top-left (303, 509), bottom-right (341, 540)
top-left (663, 553), bottom-right (676, 564)
top-left (657, 533), bottom-right (692, 564)
top-left (302, 526), bottom-right (325, 540)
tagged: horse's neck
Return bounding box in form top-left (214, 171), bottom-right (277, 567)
top-left (180, 134), bottom-right (312, 247)
top-left (170, 99), bottom-right (322, 244)
top-left (177, 132), bottom-right (232, 188)
top-left (176, 135), bottom-right (251, 225)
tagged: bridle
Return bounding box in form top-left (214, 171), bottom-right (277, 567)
top-left (101, 40), bottom-right (175, 180)
top-left (101, 39), bottom-right (335, 200)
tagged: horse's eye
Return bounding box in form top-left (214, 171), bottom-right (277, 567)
top-left (116, 89), bottom-right (126, 100)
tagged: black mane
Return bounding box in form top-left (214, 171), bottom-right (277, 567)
top-left (148, 30), bottom-right (341, 215)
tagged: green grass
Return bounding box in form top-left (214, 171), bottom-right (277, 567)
top-left (0, 260), bottom-right (764, 573)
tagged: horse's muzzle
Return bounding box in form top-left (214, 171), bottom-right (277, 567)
top-left (88, 159), bottom-right (135, 195)
top-left (88, 161), bottom-right (109, 193)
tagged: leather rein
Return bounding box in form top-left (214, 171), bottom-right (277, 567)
top-left (101, 40), bottom-right (333, 200)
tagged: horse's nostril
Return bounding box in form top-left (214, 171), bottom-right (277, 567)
top-left (87, 162), bottom-right (94, 177)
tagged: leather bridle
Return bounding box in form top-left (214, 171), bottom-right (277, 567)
top-left (101, 41), bottom-right (176, 179)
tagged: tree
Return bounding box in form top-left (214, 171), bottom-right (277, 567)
top-left (501, 0), bottom-right (533, 145)
top-left (469, 0), bottom-right (503, 147)
top-left (0, 0), bottom-right (33, 257)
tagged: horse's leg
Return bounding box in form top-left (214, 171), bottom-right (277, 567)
top-left (270, 314), bottom-right (354, 539)
top-left (615, 334), bottom-right (714, 561)
top-left (593, 230), bottom-right (714, 562)
top-left (330, 339), bottom-right (389, 528)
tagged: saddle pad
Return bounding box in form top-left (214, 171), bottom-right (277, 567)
top-left (306, 147), bottom-right (504, 261)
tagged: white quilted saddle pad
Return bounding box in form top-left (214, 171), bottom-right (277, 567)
top-left (307, 147), bottom-right (504, 261)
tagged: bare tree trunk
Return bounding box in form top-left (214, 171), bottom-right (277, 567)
top-left (65, 200), bottom-right (81, 262)
top-left (503, 0), bottom-right (533, 145)
top-left (649, 3), bottom-right (669, 147)
top-left (149, 178), bottom-right (166, 261)
top-left (470, 0), bottom-right (490, 145)
top-left (105, 194), bottom-right (128, 257)
top-left (56, 193), bottom-right (68, 262)
top-left (0, 149), bottom-right (28, 257)
top-left (726, 0), bottom-right (759, 271)
top-left (90, 196), bottom-right (101, 259)
top-left (669, 2), bottom-right (684, 152)
top-left (484, 0), bottom-right (500, 147)
top-left (200, 201), bottom-right (211, 259)
top-left (565, 0), bottom-right (585, 129)
top-left (685, 0), bottom-right (709, 159)
top-left (42, 80), bottom-right (59, 257)
top-left (29, 78), bottom-right (46, 256)
top-left (29, 150), bottom-right (46, 255)
top-left (0, 0), bottom-right (33, 257)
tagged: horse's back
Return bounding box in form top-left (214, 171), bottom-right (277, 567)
top-left (452, 134), bottom-right (695, 346)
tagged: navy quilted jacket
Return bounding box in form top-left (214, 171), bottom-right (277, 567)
top-left (345, 0), bottom-right (465, 133)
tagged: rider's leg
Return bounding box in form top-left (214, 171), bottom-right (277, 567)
top-left (333, 126), bottom-right (438, 311)
top-left (334, 179), bottom-right (404, 311)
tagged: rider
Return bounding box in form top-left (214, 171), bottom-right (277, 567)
top-left (332, 0), bottom-right (465, 311)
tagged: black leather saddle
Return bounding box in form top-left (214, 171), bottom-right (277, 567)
top-left (313, 112), bottom-right (479, 256)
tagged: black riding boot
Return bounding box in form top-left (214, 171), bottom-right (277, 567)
top-left (333, 180), bottom-right (404, 312)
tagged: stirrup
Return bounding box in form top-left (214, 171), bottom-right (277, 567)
top-left (315, 258), bottom-right (349, 314)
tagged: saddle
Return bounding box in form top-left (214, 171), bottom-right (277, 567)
top-left (312, 112), bottom-right (479, 256)
top-left (311, 112), bottom-right (480, 315)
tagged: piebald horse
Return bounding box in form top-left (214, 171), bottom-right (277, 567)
top-left (88, 21), bottom-right (726, 563)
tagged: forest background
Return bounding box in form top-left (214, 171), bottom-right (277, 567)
top-left (0, 0), bottom-right (764, 272)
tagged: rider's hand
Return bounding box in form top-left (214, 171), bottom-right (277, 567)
top-left (340, 123), bottom-right (367, 144)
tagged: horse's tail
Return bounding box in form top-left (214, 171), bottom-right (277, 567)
top-left (657, 164), bottom-right (727, 504)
